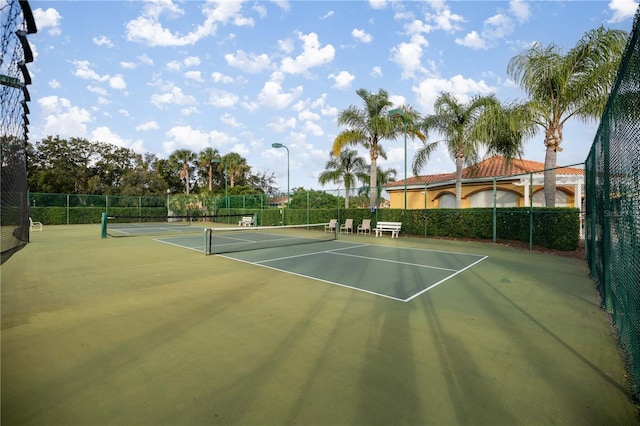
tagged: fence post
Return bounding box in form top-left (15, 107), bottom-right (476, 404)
top-left (492, 178), bottom-right (497, 243)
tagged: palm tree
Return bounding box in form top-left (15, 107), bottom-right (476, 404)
top-left (332, 88), bottom-right (424, 209)
top-left (507, 26), bottom-right (627, 206)
top-left (222, 152), bottom-right (250, 188)
top-left (198, 147), bottom-right (220, 192)
top-left (318, 149), bottom-right (368, 208)
top-left (169, 149), bottom-right (196, 194)
top-left (412, 92), bottom-right (500, 208)
top-left (358, 165), bottom-right (397, 207)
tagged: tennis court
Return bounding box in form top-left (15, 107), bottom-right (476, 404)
top-left (2, 225), bottom-right (638, 425)
top-left (155, 230), bottom-right (487, 302)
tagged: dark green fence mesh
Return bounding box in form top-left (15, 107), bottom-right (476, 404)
top-left (1, 1), bottom-right (36, 264)
top-left (585, 7), bottom-right (640, 402)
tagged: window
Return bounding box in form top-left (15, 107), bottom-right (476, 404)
top-left (469, 190), bottom-right (518, 207)
top-left (438, 193), bottom-right (456, 208)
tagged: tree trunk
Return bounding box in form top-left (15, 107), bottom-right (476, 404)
top-left (544, 147), bottom-right (557, 207)
top-left (208, 163), bottom-right (213, 192)
top-left (455, 156), bottom-right (463, 208)
top-left (543, 123), bottom-right (562, 207)
top-left (370, 148), bottom-right (378, 209)
top-left (345, 185), bottom-right (350, 209)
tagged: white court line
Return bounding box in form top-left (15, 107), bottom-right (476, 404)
top-left (253, 243), bottom-right (370, 264)
top-left (153, 238), bottom-right (204, 253)
top-left (324, 250), bottom-right (459, 272)
top-left (403, 255), bottom-right (488, 302)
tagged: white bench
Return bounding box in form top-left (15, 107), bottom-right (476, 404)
top-left (29, 217), bottom-right (43, 232)
top-left (374, 221), bottom-right (401, 238)
top-left (238, 216), bottom-right (254, 227)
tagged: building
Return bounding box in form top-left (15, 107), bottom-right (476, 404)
top-left (383, 155), bottom-right (584, 209)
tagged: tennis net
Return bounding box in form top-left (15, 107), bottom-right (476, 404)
top-left (102, 214), bottom-right (251, 237)
top-left (204, 223), bottom-right (337, 255)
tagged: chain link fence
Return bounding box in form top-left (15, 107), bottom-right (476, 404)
top-left (585, 6), bottom-right (640, 402)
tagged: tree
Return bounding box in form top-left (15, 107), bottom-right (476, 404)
top-left (358, 165), bottom-right (397, 208)
top-left (169, 149), bottom-right (196, 194)
top-left (318, 149), bottom-right (368, 208)
top-left (413, 92), bottom-right (511, 208)
top-left (332, 88), bottom-right (424, 209)
top-left (222, 152), bottom-right (250, 188)
top-left (507, 26), bottom-right (627, 206)
top-left (198, 147), bottom-right (220, 192)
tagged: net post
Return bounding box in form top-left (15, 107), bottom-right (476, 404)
top-left (100, 212), bottom-right (108, 239)
top-left (204, 228), bottom-right (211, 255)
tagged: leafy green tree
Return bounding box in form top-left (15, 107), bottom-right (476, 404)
top-left (169, 149), bottom-right (197, 194)
top-left (198, 147), bottom-right (220, 193)
top-left (318, 149), bottom-right (368, 208)
top-left (507, 26), bottom-right (627, 206)
top-left (288, 188), bottom-right (342, 209)
top-left (332, 88), bottom-right (424, 209)
top-left (222, 152), bottom-right (250, 188)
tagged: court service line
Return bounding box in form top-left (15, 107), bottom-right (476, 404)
top-left (252, 244), bottom-right (370, 264)
top-left (403, 255), bottom-right (488, 302)
top-left (218, 254), bottom-right (407, 302)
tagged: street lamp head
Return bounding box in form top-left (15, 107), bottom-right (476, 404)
top-left (210, 158), bottom-right (221, 164)
top-left (388, 108), bottom-right (404, 119)
top-left (272, 143), bottom-right (284, 148)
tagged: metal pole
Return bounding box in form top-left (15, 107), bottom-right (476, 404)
top-left (403, 115), bottom-right (407, 227)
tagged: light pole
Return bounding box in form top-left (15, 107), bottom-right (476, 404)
top-left (211, 158), bottom-right (228, 212)
top-left (271, 143), bottom-right (289, 212)
top-left (388, 108), bottom-right (407, 226)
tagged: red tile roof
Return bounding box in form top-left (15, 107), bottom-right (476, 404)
top-left (386, 155), bottom-right (583, 187)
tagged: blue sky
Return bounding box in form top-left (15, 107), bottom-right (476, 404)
top-left (22, 0), bottom-right (640, 192)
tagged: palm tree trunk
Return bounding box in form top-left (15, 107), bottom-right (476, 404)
top-left (544, 147), bottom-right (557, 207)
top-left (455, 156), bottom-right (463, 208)
top-left (370, 157), bottom-right (378, 209)
top-left (345, 184), bottom-right (350, 209)
top-left (208, 164), bottom-right (213, 192)
top-left (543, 123), bottom-right (562, 207)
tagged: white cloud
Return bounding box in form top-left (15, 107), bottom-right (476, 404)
top-left (211, 72), bottom-right (234, 83)
top-left (87, 85), bottom-right (108, 96)
top-left (369, 0), bottom-right (387, 10)
top-left (302, 121), bottom-right (324, 136)
top-left (320, 10), bottom-right (334, 19)
top-left (136, 121), bottom-right (159, 131)
top-left (138, 54), bottom-right (154, 66)
top-left (425, 4), bottom-right (465, 32)
top-left (91, 126), bottom-right (139, 150)
top-left (33, 8), bottom-right (61, 36)
top-left (150, 86), bottom-right (196, 108)
top-left (93, 36), bottom-right (113, 48)
top-left (258, 72), bottom-right (303, 109)
top-left (280, 32), bottom-right (335, 75)
top-left (483, 14), bottom-right (514, 39)
top-left (72, 60), bottom-right (108, 82)
top-left (253, 4), bottom-right (267, 18)
top-left (184, 71), bottom-right (204, 82)
top-left (38, 96), bottom-right (92, 137)
top-left (162, 125), bottom-right (234, 153)
top-left (390, 34), bottom-right (430, 79)
top-left (183, 56), bottom-right (201, 67)
top-left (328, 71), bottom-right (355, 90)
top-left (509, 0), bottom-right (531, 23)
top-left (180, 106), bottom-right (200, 116)
top-left (225, 50), bottom-right (272, 73)
top-left (267, 116), bottom-right (297, 132)
top-left (109, 75), bottom-right (126, 90)
top-left (455, 31), bottom-right (488, 50)
top-left (126, 0), bottom-right (253, 47)
top-left (299, 109), bottom-right (320, 121)
top-left (49, 79), bottom-right (61, 89)
top-left (120, 61), bottom-right (137, 69)
top-left (221, 113), bottom-right (242, 127)
top-left (370, 66), bottom-right (383, 77)
top-left (608, 0), bottom-right (639, 23)
top-left (352, 28), bottom-right (373, 43)
top-left (413, 75), bottom-right (496, 114)
top-left (209, 89), bottom-right (239, 108)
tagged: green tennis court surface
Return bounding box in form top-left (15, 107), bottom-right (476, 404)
top-left (3, 225), bottom-right (638, 425)
top-left (155, 234), bottom-right (486, 301)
